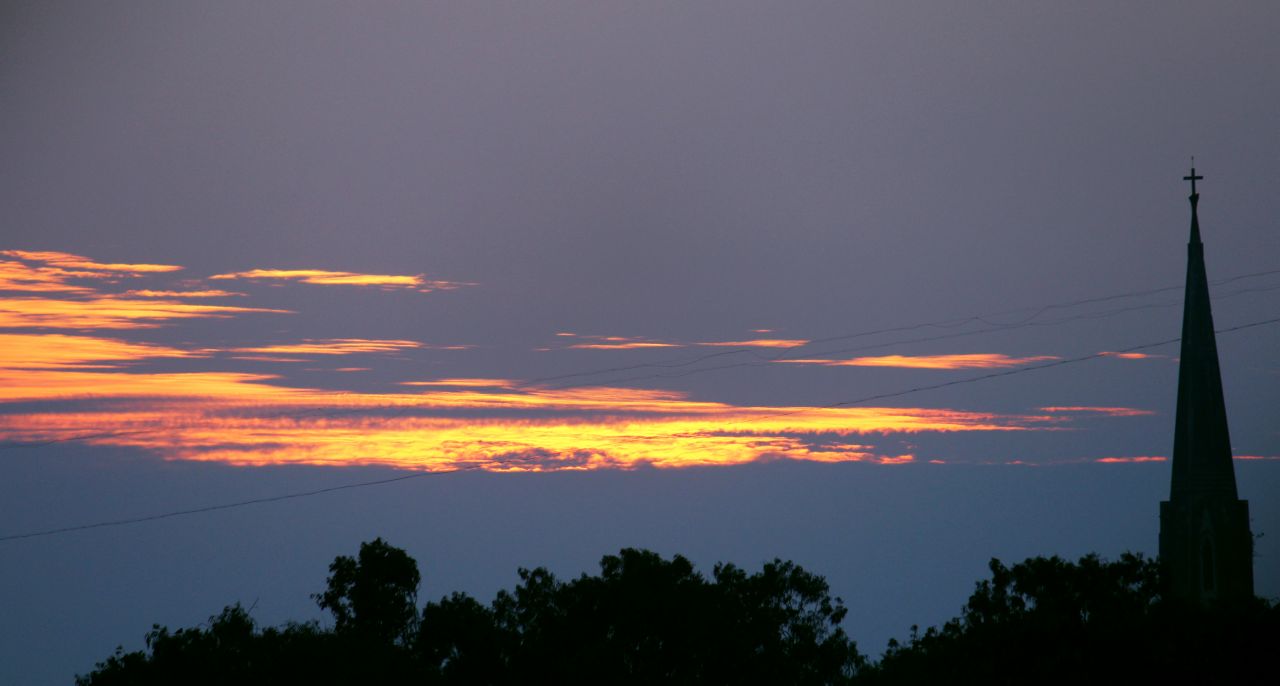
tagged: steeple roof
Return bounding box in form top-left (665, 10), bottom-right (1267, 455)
top-left (1169, 168), bottom-right (1237, 499)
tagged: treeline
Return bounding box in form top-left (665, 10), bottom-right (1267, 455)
top-left (78, 540), bottom-right (1278, 685)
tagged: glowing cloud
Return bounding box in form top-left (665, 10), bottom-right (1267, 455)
top-left (778, 353), bottom-right (1059, 370)
top-left (0, 362), bottom-right (1050, 471)
top-left (222, 339), bottom-right (423, 356)
top-left (209, 268), bottom-right (473, 292)
top-left (1, 250), bottom-right (182, 274)
top-left (123, 289), bottom-right (245, 298)
top-left (401, 378), bottom-right (519, 388)
top-left (1100, 351), bottom-right (1160, 360)
top-left (569, 342), bottom-right (682, 350)
top-left (1040, 406), bottom-right (1156, 417)
top-left (0, 260), bottom-right (97, 293)
top-left (0, 334), bottom-right (199, 370)
top-left (697, 339), bottom-right (809, 348)
top-left (560, 334), bottom-right (683, 350)
top-left (0, 296), bottom-right (288, 329)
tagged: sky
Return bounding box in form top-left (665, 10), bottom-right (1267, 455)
top-left (2, 2), bottom-right (1279, 683)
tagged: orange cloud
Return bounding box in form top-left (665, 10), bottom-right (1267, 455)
top-left (0, 407), bottom-right (1005, 472)
top-left (1, 250), bottom-right (182, 274)
top-left (222, 339), bottom-right (423, 356)
top-left (1094, 454), bottom-right (1275, 463)
top-left (1039, 406), bottom-right (1155, 417)
top-left (557, 333), bottom-right (683, 350)
top-left (778, 353), bottom-right (1059, 370)
top-left (697, 339), bottom-right (809, 348)
top-left (0, 361), bottom-right (1048, 471)
top-left (1100, 351), bottom-right (1159, 360)
top-left (401, 378), bottom-right (519, 388)
top-left (0, 295), bottom-right (288, 329)
top-left (569, 342), bottom-right (682, 350)
top-left (0, 260), bottom-right (98, 293)
top-left (123, 289), bottom-right (245, 298)
top-left (0, 334), bottom-right (200, 370)
top-left (209, 268), bottom-right (473, 292)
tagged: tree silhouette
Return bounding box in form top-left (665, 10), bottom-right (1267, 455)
top-left (78, 542), bottom-right (1276, 685)
top-left (78, 541), bottom-right (862, 685)
top-left (863, 553), bottom-right (1279, 685)
top-left (314, 536), bottom-right (420, 646)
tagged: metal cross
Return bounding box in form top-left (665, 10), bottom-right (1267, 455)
top-left (1184, 160), bottom-right (1203, 195)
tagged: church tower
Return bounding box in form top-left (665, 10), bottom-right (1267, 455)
top-left (1159, 166), bottom-right (1253, 605)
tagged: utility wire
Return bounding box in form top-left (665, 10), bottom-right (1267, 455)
top-left (0, 469), bottom-right (458, 543)
top-left (2, 315), bottom-right (1277, 544)
top-left (543, 286), bottom-right (1278, 391)
top-left (722, 316), bottom-right (1280, 426)
top-left (523, 267), bottom-right (1280, 386)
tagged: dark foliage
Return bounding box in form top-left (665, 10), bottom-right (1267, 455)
top-left (77, 544), bottom-right (1277, 685)
top-left (77, 542), bottom-right (862, 685)
top-left (862, 552), bottom-right (1280, 685)
top-left (314, 537), bottom-right (421, 646)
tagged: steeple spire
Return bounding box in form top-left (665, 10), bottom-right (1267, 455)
top-left (1169, 166), bottom-right (1235, 499)
top-left (1159, 165), bottom-right (1254, 605)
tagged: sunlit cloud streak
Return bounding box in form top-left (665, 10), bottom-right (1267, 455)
top-left (219, 339), bottom-right (423, 356)
top-left (569, 342), bottom-right (682, 350)
top-left (1, 250), bottom-right (182, 274)
top-left (559, 334), bottom-right (682, 350)
top-left (0, 363), bottom-right (1053, 470)
top-left (401, 378), bottom-right (519, 388)
top-left (777, 353), bottom-right (1059, 370)
top-left (0, 334), bottom-right (200, 369)
top-left (0, 295), bottom-right (288, 329)
top-left (209, 268), bottom-right (474, 292)
top-left (1, 409), bottom-right (935, 470)
top-left (123, 289), bottom-right (245, 298)
top-left (1039, 406), bottom-right (1156, 417)
top-left (0, 260), bottom-right (97, 293)
top-left (1099, 351), bottom-right (1163, 360)
top-left (554, 333), bottom-right (811, 351)
top-left (696, 339), bottom-right (809, 348)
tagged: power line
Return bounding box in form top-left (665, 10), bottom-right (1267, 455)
top-left (721, 316), bottom-right (1280, 427)
top-left (3, 315), bottom-right (1277, 544)
top-left (523, 267), bottom-right (1280, 387)
top-left (542, 287), bottom-right (1276, 391)
top-left (0, 469), bottom-right (458, 543)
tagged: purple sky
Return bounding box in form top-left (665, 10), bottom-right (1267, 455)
top-left (2, 3), bottom-right (1279, 683)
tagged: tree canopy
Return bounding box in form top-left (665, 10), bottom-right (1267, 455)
top-left (862, 553), bottom-right (1279, 685)
top-left (78, 542), bottom-right (862, 685)
top-left (77, 543), bottom-right (1278, 685)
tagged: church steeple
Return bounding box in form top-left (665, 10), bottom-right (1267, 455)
top-left (1159, 165), bottom-right (1254, 605)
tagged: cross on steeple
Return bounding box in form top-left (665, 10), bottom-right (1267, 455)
top-left (1184, 159), bottom-right (1203, 195)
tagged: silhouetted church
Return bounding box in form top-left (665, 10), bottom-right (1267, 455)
top-left (1159, 167), bottom-right (1254, 605)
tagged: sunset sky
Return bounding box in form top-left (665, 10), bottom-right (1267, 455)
top-left (3, 3), bottom-right (1279, 683)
